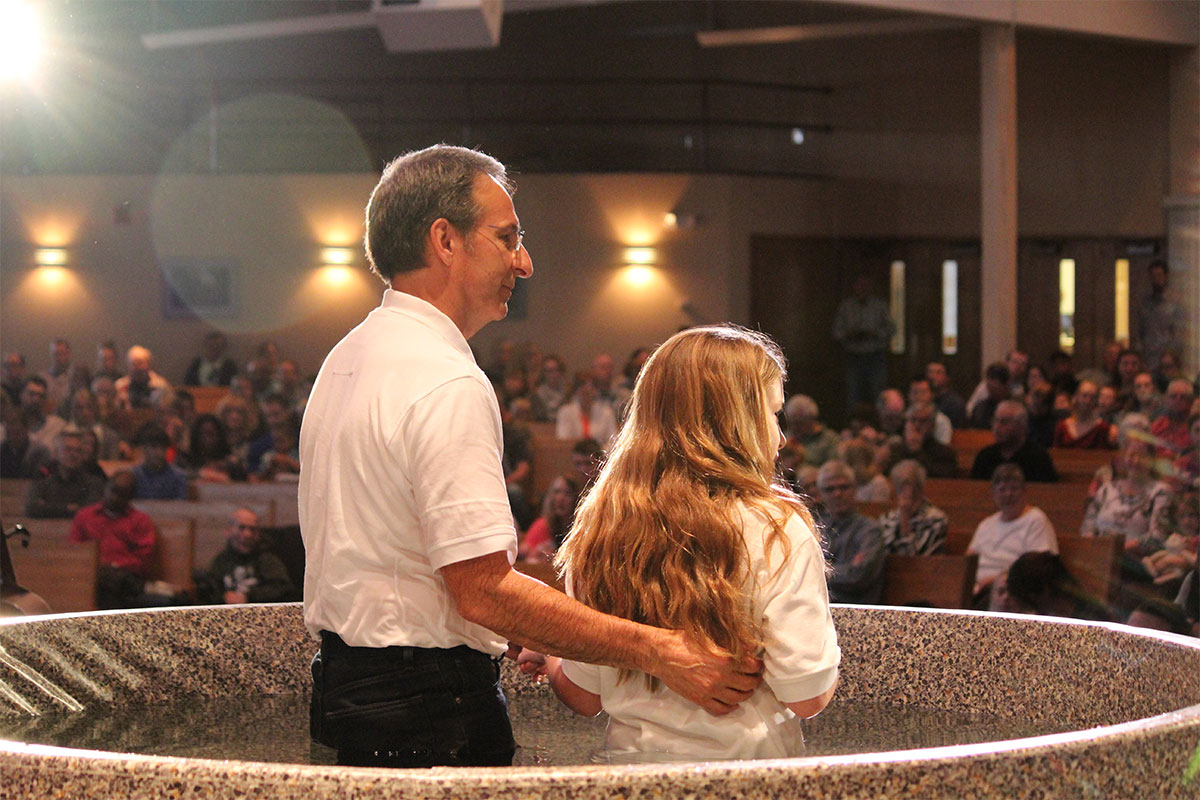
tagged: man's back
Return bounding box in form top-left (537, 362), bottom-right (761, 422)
top-left (299, 290), bottom-right (515, 652)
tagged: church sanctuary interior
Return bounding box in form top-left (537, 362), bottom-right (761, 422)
top-left (2, 1), bottom-right (1200, 796)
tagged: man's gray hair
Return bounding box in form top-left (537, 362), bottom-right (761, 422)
top-left (888, 458), bottom-right (927, 489)
top-left (785, 394), bottom-right (818, 421)
top-left (817, 459), bottom-right (854, 487)
top-left (364, 144), bottom-right (511, 283)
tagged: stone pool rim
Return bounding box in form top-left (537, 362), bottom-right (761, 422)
top-left (2, 604), bottom-right (1199, 799)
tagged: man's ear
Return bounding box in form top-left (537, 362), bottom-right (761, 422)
top-left (429, 218), bottom-right (457, 267)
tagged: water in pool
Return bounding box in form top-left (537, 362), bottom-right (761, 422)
top-left (0, 691), bottom-right (1065, 765)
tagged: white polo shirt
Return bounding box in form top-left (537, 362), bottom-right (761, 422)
top-left (561, 504), bottom-right (840, 762)
top-left (299, 289), bottom-right (517, 655)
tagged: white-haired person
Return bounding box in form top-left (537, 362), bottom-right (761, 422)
top-left (878, 459), bottom-right (948, 555)
top-left (530, 325), bottom-right (839, 762)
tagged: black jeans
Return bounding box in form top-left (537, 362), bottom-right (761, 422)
top-left (311, 631), bottom-right (516, 768)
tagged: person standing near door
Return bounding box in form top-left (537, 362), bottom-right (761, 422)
top-left (832, 274), bottom-right (895, 416)
top-left (1137, 259), bottom-right (1186, 373)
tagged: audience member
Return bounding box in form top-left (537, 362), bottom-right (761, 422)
top-left (183, 331), bottom-right (238, 387)
top-left (0, 406), bottom-right (52, 479)
top-left (1097, 384), bottom-right (1122, 427)
top-left (1111, 349), bottom-right (1143, 406)
top-left (784, 394), bottom-right (840, 467)
top-left (502, 397), bottom-right (535, 530)
top-left (254, 418), bottom-right (301, 481)
top-left (839, 437), bottom-right (891, 502)
top-left (1077, 340), bottom-right (1124, 389)
top-left (968, 350), bottom-right (1028, 418)
top-left (1151, 379), bottom-right (1195, 455)
top-left (24, 431), bottom-right (105, 518)
top-left (246, 393), bottom-right (295, 471)
top-left (591, 352), bottom-right (629, 413)
top-left (555, 370), bottom-right (618, 447)
top-left (2, 352), bottom-right (27, 405)
top-left (1024, 363), bottom-right (1062, 448)
top-left (1152, 349), bottom-right (1184, 394)
top-left (531, 354), bottom-right (569, 422)
top-left (570, 437), bottom-right (605, 489)
top-left (1053, 380), bottom-right (1112, 449)
top-left (1172, 414), bottom-right (1200, 489)
top-left (890, 401), bottom-right (958, 478)
top-left (1137, 259), bottom-right (1186, 371)
top-left (519, 474), bottom-right (582, 563)
top-left (1081, 438), bottom-right (1170, 556)
top-left (271, 359), bottom-right (303, 407)
top-left (967, 463), bottom-right (1058, 600)
top-left (926, 361), bottom-right (967, 429)
top-left (970, 400), bottom-right (1059, 482)
top-left (833, 274), bottom-right (895, 413)
top-left (874, 389), bottom-right (906, 438)
top-left (619, 347), bottom-right (651, 394)
top-left (69, 471), bottom-right (158, 609)
top-left (40, 338), bottom-right (91, 416)
top-left (132, 427), bottom-right (189, 500)
top-left (77, 428), bottom-right (109, 480)
top-left (20, 376), bottom-right (68, 451)
top-left (193, 508), bottom-right (296, 605)
top-left (816, 459), bottom-right (885, 604)
top-left (878, 459), bottom-right (948, 556)
top-left (907, 376), bottom-right (952, 444)
top-left (1127, 371), bottom-right (1163, 421)
top-left (1046, 350), bottom-right (1079, 397)
top-left (115, 345), bottom-right (171, 410)
top-left (67, 388), bottom-right (126, 461)
top-left (1002, 551), bottom-right (1111, 621)
top-left (1140, 491), bottom-right (1198, 588)
top-left (215, 395), bottom-right (254, 473)
top-left (182, 413), bottom-right (246, 482)
top-left (967, 361), bottom-right (1011, 429)
top-left (93, 340), bottom-right (124, 381)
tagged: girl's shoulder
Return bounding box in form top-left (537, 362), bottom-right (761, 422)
top-left (736, 498), bottom-right (819, 552)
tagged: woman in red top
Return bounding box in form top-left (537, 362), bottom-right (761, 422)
top-left (1053, 380), bottom-right (1113, 449)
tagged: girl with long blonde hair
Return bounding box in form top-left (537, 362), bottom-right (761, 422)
top-left (539, 324), bottom-right (840, 762)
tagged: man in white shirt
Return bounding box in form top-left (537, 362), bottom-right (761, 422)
top-left (300, 145), bottom-right (761, 768)
top-left (967, 463), bottom-right (1058, 602)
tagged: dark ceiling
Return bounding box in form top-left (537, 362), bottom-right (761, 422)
top-left (0, 0), bottom-right (1175, 178)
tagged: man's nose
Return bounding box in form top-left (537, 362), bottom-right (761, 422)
top-left (515, 245), bottom-right (533, 278)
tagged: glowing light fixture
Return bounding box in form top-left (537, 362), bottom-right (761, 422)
top-left (791, 127), bottom-right (806, 145)
top-left (320, 246), bottom-right (355, 266)
top-left (34, 247), bottom-right (68, 266)
top-left (33, 266), bottom-right (69, 288)
top-left (623, 246), bottom-right (657, 266)
top-left (0, 0), bottom-right (43, 83)
top-left (318, 266), bottom-right (355, 287)
top-left (621, 265), bottom-right (657, 289)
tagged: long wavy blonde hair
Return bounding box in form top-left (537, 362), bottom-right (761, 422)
top-left (556, 325), bottom-right (818, 685)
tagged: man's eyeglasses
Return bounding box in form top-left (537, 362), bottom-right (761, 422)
top-left (484, 224), bottom-right (525, 254)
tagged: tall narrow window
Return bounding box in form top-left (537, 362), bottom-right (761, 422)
top-left (941, 259), bottom-right (958, 355)
top-left (889, 260), bottom-right (905, 354)
top-left (1059, 258), bottom-right (1076, 353)
top-left (1114, 258), bottom-right (1130, 344)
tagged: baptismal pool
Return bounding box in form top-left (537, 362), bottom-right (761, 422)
top-left (0, 691), bottom-right (1063, 766)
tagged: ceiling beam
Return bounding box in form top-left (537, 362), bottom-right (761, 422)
top-left (697, 17), bottom-right (970, 47)
top-left (809, 0), bottom-right (1199, 46)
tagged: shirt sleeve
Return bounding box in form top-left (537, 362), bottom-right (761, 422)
top-left (1028, 509), bottom-right (1058, 554)
top-left (559, 658), bottom-right (603, 695)
top-left (757, 513), bottom-right (841, 704)
top-left (401, 376), bottom-right (518, 572)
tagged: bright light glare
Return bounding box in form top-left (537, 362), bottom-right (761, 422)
top-left (620, 265), bottom-right (657, 289)
top-left (0, 1), bottom-right (43, 83)
top-left (34, 247), bottom-right (68, 266)
top-left (318, 266), bottom-right (355, 287)
top-left (320, 246), bottom-right (355, 266)
top-left (34, 266), bottom-right (69, 288)
top-left (623, 246), bottom-right (656, 266)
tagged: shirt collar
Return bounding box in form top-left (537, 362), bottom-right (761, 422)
top-left (379, 289), bottom-right (475, 362)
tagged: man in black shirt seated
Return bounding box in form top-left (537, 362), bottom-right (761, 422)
top-left (969, 400), bottom-right (1059, 483)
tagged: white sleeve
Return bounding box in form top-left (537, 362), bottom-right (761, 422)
top-left (559, 658), bottom-right (603, 694)
top-left (403, 376), bottom-right (517, 571)
top-left (757, 514), bottom-right (841, 704)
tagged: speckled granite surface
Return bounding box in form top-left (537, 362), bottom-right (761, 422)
top-left (1, 604), bottom-right (1198, 799)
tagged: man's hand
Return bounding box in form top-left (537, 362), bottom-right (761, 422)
top-left (648, 630), bottom-right (763, 716)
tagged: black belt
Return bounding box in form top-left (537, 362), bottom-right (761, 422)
top-left (319, 630), bottom-right (498, 664)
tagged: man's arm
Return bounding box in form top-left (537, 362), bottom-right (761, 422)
top-left (440, 552), bottom-right (762, 716)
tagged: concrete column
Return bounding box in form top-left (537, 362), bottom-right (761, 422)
top-left (979, 24), bottom-right (1019, 367)
top-left (1167, 45), bottom-right (1199, 376)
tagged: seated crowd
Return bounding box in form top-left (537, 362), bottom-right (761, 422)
top-left (1, 333), bottom-right (1197, 636)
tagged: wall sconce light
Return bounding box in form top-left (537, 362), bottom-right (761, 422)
top-left (320, 246), bottom-right (355, 266)
top-left (34, 247), bottom-right (68, 266)
top-left (623, 246), bottom-right (657, 266)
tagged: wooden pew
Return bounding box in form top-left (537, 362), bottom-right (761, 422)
top-left (193, 482), bottom-right (297, 526)
top-left (185, 386), bottom-right (232, 415)
top-left (7, 535), bottom-right (100, 613)
top-left (528, 430), bottom-right (580, 509)
top-left (4, 516), bottom-right (196, 611)
top-left (134, 498), bottom-right (275, 571)
top-left (883, 553), bottom-right (978, 609)
top-left (943, 531), bottom-right (1123, 605)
